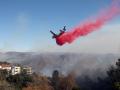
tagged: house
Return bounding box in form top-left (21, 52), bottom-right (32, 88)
top-left (11, 66), bottom-right (21, 75)
top-left (23, 66), bottom-right (32, 74)
top-left (0, 62), bottom-right (32, 75)
top-left (0, 62), bottom-right (12, 71)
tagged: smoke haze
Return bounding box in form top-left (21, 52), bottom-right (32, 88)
top-left (0, 52), bottom-right (119, 78)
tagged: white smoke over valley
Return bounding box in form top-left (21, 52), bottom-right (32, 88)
top-left (0, 52), bottom-right (119, 78)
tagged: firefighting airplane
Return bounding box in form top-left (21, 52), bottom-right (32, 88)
top-left (50, 26), bottom-right (66, 46)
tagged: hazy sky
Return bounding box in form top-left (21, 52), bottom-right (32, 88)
top-left (0, 0), bottom-right (120, 54)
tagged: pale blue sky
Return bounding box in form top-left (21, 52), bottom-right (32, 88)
top-left (0, 0), bottom-right (120, 53)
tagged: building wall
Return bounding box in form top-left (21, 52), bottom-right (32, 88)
top-left (23, 66), bottom-right (32, 74)
top-left (0, 64), bottom-right (12, 71)
top-left (12, 66), bottom-right (21, 75)
top-left (2, 67), bottom-right (11, 71)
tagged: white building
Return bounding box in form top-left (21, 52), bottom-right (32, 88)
top-left (23, 66), bottom-right (32, 74)
top-left (12, 66), bottom-right (21, 75)
top-left (0, 63), bottom-right (12, 71)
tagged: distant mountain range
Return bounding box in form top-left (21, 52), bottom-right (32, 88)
top-left (0, 52), bottom-right (119, 77)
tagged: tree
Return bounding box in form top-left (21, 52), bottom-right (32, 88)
top-left (23, 73), bottom-right (53, 90)
top-left (51, 70), bottom-right (60, 90)
top-left (107, 59), bottom-right (120, 90)
top-left (0, 69), bottom-right (8, 81)
top-left (6, 74), bottom-right (33, 90)
top-left (60, 74), bottom-right (76, 90)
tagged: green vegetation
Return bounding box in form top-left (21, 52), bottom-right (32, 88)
top-left (107, 59), bottom-right (120, 90)
top-left (0, 65), bottom-right (80, 90)
top-left (6, 74), bottom-right (33, 90)
top-left (1, 58), bottom-right (120, 90)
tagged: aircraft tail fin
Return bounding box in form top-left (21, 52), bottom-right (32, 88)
top-left (63, 26), bottom-right (66, 31)
top-left (50, 30), bottom-right (56, 38)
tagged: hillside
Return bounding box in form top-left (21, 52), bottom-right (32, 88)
top-left (0, 52), bottom-right (119, 77)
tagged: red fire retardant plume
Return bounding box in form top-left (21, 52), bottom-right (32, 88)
top-left (56, 5), bottom-right (120, 46)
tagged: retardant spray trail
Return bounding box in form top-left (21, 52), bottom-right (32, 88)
top-left (55, 4), bottom-right (120, 46)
